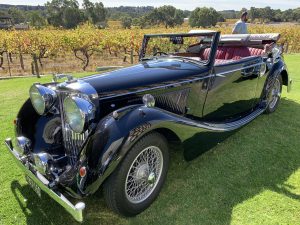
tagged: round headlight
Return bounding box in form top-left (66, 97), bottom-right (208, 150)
top-left (64, 96), bottom-right (95, 133)
top-left (29, 84), bottom-right (57, 115)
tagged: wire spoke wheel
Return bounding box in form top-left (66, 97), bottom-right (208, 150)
top-left (125, 146), bottom-right (163, 204)
top-left (104, 132), bottom-right (169, 216)
top-left (268, 77), bottom-right (281, 109)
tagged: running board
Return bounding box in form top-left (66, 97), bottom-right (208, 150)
top-left (181, 107), bottom-right (266, 132)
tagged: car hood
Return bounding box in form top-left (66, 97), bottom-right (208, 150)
top-left (80, 59), bottom-right (209, 99)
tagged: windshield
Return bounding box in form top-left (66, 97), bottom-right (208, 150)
top-left (139, 32), bottom-right (216, 64)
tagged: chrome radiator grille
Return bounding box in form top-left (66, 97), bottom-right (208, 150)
top-left (58, 91), bottom-right (88, 165)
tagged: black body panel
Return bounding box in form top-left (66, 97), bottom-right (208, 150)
top-left (82, 59), bottom-right (210, 99)
top-left (11, 31), bottom-right (292, 200)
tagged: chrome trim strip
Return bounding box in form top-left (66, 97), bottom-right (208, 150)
top-left (172, 106), bottom-right (265, 131)
top-left (99, 73), bottom-right (214, 100)
top-left (216, 62), bottom-right (264, 77)
top-left (100, 62), bottom-right (264, 100)
top-left (4, 138), bottom-right (85, 223)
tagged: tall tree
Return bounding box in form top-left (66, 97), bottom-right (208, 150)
top-left (121, 16), bottom-right (132, 29)
top-left (45, 0), bottom-right (84, 28)
top-left (189, 7), bottom-right (220, 27)
top-left (8, 7), bottom-right (26, 24)
top-left (28, 11), bottom-right (47, 27)
top-left (82, 0), bottom-right (107, 27)
top-left (146, 5), bottom-right (184, 28)
top-left (261, 6), bottom-right (274, 22)
top-left (249, 7), bottom-right (260, 22)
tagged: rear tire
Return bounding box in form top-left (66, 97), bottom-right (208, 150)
top-left (265, 75), bottom-right (282, 114)
top-left (103, 132), bottom-right (169, 216)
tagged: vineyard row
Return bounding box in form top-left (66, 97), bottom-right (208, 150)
top-left (0, 24), bottom-right (299, 77)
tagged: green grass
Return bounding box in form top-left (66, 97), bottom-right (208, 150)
top-left (0, 55), bottom-right (300, 225)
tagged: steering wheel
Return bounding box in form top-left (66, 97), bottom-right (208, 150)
top-left (153, 51), bottom-right (168, 56)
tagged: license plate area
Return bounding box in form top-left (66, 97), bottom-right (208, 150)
top-left (25, 175), bottom-right (41, 198)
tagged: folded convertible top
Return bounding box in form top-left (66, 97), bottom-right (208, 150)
top-left (220, 33), bottom-right (280, 42)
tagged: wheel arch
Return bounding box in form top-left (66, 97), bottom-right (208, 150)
top-left (152, 128), bottom-right (182, 149)
top-left (281, 69), bottom-right (288, 86)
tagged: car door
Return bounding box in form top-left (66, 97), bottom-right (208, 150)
top-left (202, 56), bottom-right (263, 121)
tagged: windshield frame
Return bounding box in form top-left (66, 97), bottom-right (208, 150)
top-left (139, 31), bottom-right (219, 66)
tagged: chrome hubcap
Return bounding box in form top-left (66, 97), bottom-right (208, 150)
top-left (125, 146), bottom-right (163, 204)
top-left (268, 78), bottom-right (281, 109)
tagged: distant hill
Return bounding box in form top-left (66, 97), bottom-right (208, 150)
top-left (106, 6), bottom-right (155, 20)
top-left (0, 4), bottom-right (45, 11)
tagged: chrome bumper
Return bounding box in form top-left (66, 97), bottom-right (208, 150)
top-left (4, 138), bottom-right (85, 223)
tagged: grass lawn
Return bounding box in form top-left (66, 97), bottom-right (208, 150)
top-left (0, 55), bottom-right (300, 225)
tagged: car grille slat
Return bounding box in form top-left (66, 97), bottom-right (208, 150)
top-left (58, 91), bottom-right (88, 165)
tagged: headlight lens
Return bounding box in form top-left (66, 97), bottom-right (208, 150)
top-left (29, 84), bottom-right (57, 115)
top-left (64, 96), bottom-right (95, 133)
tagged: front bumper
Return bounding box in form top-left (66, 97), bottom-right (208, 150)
top-left (4, 138), bottom-right (85, 223)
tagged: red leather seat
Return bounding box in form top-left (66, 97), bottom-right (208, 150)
top-left (200, 47), bottom-right (265, 61)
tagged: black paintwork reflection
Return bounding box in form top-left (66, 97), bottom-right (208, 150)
top-left (183, 130), bottom-right (237, 161)
top-left (81, 59), bottom-right (209, 98)
top-left (204, 57), bottom-right (261, 121)
top-left (202, 99), bottom-right (255, 122)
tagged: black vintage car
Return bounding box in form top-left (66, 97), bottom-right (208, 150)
top-left (5, 31), bottom-right (292, 222)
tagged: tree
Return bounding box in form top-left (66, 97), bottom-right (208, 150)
top-left (260, 6), bottom-right (274, 22)
top-left (293, 8), bottom-right (300, 22)
top-left (83, 0), bottom-right (107, 27)
top-left (132, 16), bottom-right (148, 28)
top-left (28, 11), bottom-right (47, 28)
top-left (281, 9), bottom-right (294, 22)
top-left (62, 6), bottom-right (83, 28)
top-left (45, 0), bottom-right (85, 28)
top-left (8, 7), bottom-right (26, 24)
top-left (146, 5), bottom-right (184, 28)
top-left (273, 9), bottom-right (282, 22)
top-left (121, 16), bottom-right (132, 29)
top-left (189, 7), bottom-right (220, 27)
top-left (249, 7), bottom-right (260, 22)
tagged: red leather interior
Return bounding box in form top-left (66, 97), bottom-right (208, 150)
top-left (200, 47), bottom-right (265, 61)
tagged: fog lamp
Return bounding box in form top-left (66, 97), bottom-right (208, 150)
top-left (33, 152), bottom-right (53, 175)
top-left (16, 136), bottom-right (31, 156)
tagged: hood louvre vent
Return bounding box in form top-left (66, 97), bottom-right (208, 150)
top-left (155, 88), bottom-right (190, 115)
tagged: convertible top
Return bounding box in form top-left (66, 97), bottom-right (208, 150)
top-left (189, 30), bottom-right (280, 42)
top-left (220, 33), bottom-right (280, 42)
top-left (189, 30), bottom-right (280, 47)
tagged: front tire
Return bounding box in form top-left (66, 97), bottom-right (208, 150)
top-left (265, 75), bottom-right (282, 114)
top-left (103, 132), bottom-right (169, 216)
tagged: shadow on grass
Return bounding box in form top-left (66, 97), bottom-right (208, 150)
top-left (10, 98), bottom-right (300, 225)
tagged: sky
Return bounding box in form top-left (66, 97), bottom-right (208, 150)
top-left (0, 0), bottom-right (299, 10)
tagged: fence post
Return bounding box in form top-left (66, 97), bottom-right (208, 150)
top-left (32, 54), bottom-right (40, 78)
top-left (130, 49), bottom-right (134, 64)
top-left (6, 52), bottom-right (11, 77)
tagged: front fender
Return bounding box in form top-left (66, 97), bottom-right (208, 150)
top-left (81, 104), bottom-right (215, 195)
